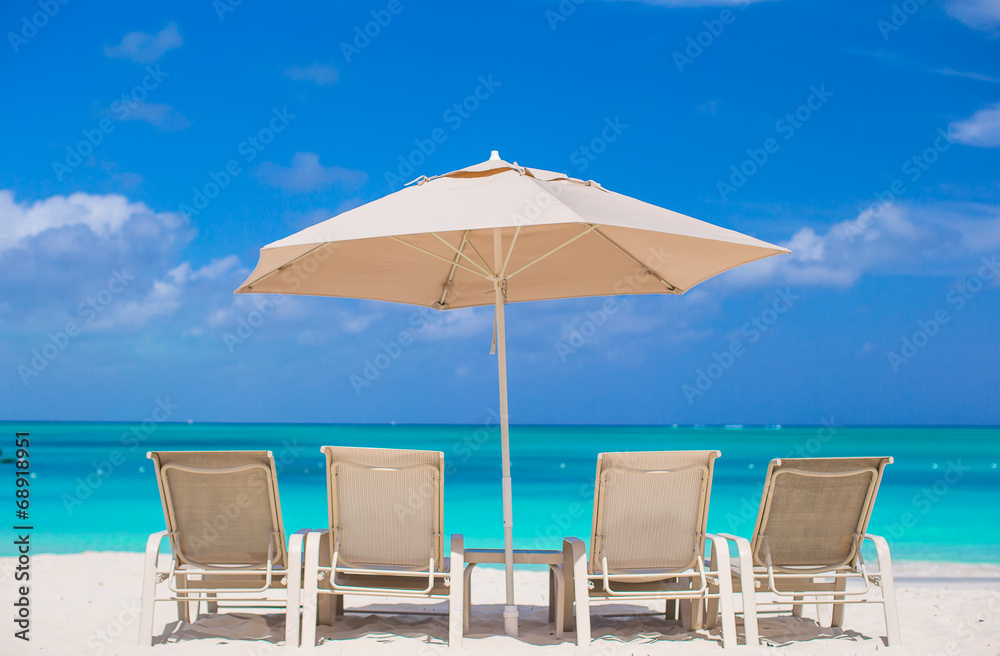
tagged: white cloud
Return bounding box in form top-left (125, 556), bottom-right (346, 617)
top-left (945, 0), bottom-right (1000, 31)
top-left (104, 258), bottom-right (241, 329)
top-left (342, 312), bottom-right (382, 334)
top-left (0, 190), bottom-right (181, 252)
top-left (105, 22), bottom-right (183, 64)
top-left (285, 63), bottom-right (340, 86)
top-left (722, 202), bottom-right (1000, 289)
top-left (119, 102), bottom-right (191, 131)
top-left (257, 153), bottom-right (368, 193)
top-left (949, 102), bottom-right (1000, 148)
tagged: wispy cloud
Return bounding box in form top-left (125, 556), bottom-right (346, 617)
top-left (104, 22), bottom-right (183, 64)
top-left (285, 63), bottom-right (339, 86)
top-left (945, 0), bottom-right (1000, 31)
top-left (117, 101), bottom-right (191, 131)
top-left (934, 68), bottom-right (1000, 84)
top-left (614, 0), bottom-right (771, 5)
top-left (257, 153), bottom-right (367, 193)
top-left (949, 102), bottom-right (1000, 148)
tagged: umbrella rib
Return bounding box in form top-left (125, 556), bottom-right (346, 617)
top-left (430, 231), bottom-right (492, 277)
top-left (463, 237), bottom-right (494, 275)
top-left (388, 236), bottom-right (493, 281)
top-left (500, 226), bottom-right (521, 276)
top-left (592, 228), bottom-right (679, 292)
top-left (506, 223), bottom-right (599, 280)
top-left (242, 243), bottom-right (330, 291)
top-left (438, 231), bottom-right (470, 307)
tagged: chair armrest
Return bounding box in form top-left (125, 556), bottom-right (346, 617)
top-left (450, 534), bottom-right (465, 572)
top-left (144, 530), bottom-right (169, 566)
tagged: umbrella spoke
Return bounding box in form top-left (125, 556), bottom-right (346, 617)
top-left (430, 231), bottom-right (493, 278)
top-left (437, 231), bottom-right (470, 308)
top-left (388, 236), bottom-right (494, 281)
top-left (506, 223), bottom-right (600, 280)
top-left (501, 226), bottom-right (521, 277)
top-left (243, 243), bottom-right (330, 291)
top-left (592, 228), bottom-right (680, 292)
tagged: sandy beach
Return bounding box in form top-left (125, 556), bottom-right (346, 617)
top-left (1, 553), bottom-right (997, 655)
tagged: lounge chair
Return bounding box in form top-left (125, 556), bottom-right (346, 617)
top-left (564, 450), bottom-right (752, 648)
top-left (720, 456), bottom-right (900, 647)
top-left (139, 451), bottom-right (307, 646)
top-left (300, 446), bottom-right (464, 648)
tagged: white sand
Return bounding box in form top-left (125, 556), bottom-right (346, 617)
top-left (1, 554), bottom-right (998, 655)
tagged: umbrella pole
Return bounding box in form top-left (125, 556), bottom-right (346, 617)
top-left (493, 231), bottom-right (518, 637)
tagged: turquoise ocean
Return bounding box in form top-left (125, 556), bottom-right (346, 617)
top-left (1, 422), bottom-right (997, 562)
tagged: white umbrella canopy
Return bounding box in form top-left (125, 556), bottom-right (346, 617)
top-left (236, 151), bottom-right (789, 636)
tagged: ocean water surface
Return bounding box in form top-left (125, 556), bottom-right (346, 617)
top-left (1, 422), bottom-right (997, 562)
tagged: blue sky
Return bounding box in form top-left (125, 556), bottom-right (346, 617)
top-left (2, 0), bottom-right (998, 425)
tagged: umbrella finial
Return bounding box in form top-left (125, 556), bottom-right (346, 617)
top-left (490, 150), bottom-right (501, 161)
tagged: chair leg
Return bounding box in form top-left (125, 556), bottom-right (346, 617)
top-left (462, 563), bottom-right (475, 634)
top-left (665, 598), bottom-right (677, 621)
top-left (550, 565), bottom-right (565, 639)
top-left (449, 534), bottom-right (464, 649)
top-left (708, 535), bottom-right (737, 649)
top-left (175, 573), bottom-right (191, 623)
top-left (548, 568), bottom-right (555, 623)
top-left (138, 531), bottom-right (165, 646)
top-left (286, 530), bottom-right (308, 648)
top-left (565, 538), bottom-right (590, 647)
top-left (869, 534), bottom-right (901, 647)
top-left (791, 595), bottom-right (804, 617)
top-left (561, 541), bottom-right (576, 635)
top-left (831, 576), bottom-right (847, 628)
top-left (301, 530), bottom-right (326, 649)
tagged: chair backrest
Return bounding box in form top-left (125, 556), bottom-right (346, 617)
top-left (148, 451), bottom-right (287, 569)
top-left (590, 450), bottom-right (719, 575)
top-left (750, 456), bottom-right (892, 570)
top-left (322, 446), bottom-right (444, 571)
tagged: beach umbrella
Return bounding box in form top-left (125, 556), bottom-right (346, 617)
top-left (235, 151), bottom-right (788, 636)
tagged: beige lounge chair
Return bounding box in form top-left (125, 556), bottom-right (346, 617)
top-left (564, 450), bottom-right (753, 648)
top-left (301, 446), bottom-right (464, 648)
top-left (139, 451), bottom-right (307, 647)
top-left (720, 456), bottom-right (900, 647)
